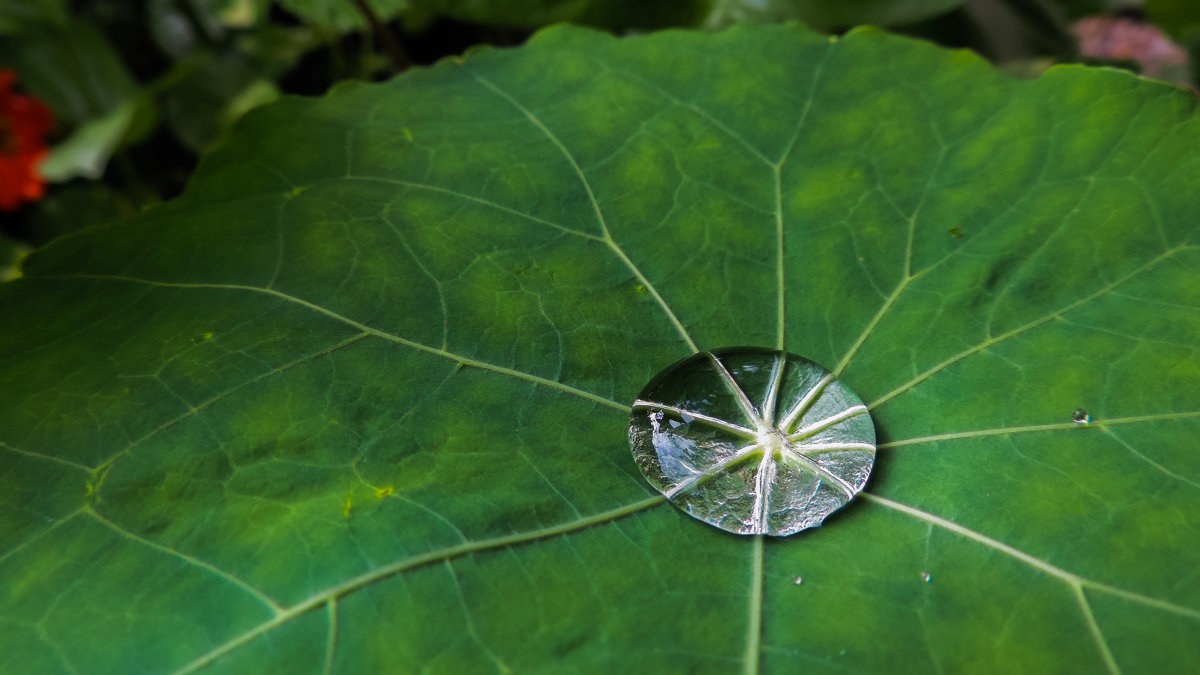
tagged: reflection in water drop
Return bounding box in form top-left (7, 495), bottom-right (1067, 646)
top-left (920, 572), bottom-right (932, 583)
top-left (1072, 408), bottom-right (1091, 424)
top-left (628, 347), bottom-right (877, 537)
top-left (793, 576), bottom-right (804, 585)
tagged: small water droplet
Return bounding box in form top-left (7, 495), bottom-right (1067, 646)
top-left (628, 347), bottom-right (876, 537)
top-left (920, 572), bottom-right (932, 583)
top-left (793, 576), bottom-right (803, 585)
top-left (1072, 408), bottom-right (1091, 424)
top-left (947, 226), bottom-right (964, 239)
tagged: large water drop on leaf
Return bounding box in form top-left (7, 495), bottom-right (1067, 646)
top-left (629, 348), bottom-right (876, 536)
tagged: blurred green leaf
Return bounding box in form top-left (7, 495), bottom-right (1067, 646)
top-left (0, 233), bottom-right (30, 281)
top-left (0, 18), bottom-right (137, 126)
top-left (40, 99), bottom-right (140, 182)
top-left (402, 0), bottom-right (969, 31)
top-left (406, 0), bottom-right (704, 29)
top-left (705, 0), bottom-right (967, 30)
top-left (149, 0), bottom-right (226, 58)
top-left (0, 0), bottom-right (67, 33)
top-left (20, 181), bottom-right (141, 247)
top-left (257, 0), bottom-right (412, 31)
top-left (1146, 0), bottom-right (1200, 40)
top-left (159, 23), bottom-right (312, 153)
top-left (1051, 0), bottom-right (1132, 20)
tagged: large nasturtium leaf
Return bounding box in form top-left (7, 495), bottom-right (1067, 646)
top-left (2, 22), bottom-right (1199, 674)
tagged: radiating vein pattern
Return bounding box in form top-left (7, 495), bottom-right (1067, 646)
top-left (628, 348), bottom-right (876, 536)
top-left (3, 20), bottom-right (1200, 675)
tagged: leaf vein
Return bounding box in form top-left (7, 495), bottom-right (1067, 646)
top-left (469, 70), bottom-right (700, 354)
top-left (869, 244), bottom-right (1192, 409)
top-left (85, 507), bottom-right (284, 613)
top-left (170, 495), bottom-right (667, 674)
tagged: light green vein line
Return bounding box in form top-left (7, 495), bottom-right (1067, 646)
top-left (172, 495), bottom-right (667, 675)
top-left (633, 399), bottom-right (757, 439)
top-left (774, 158), bottom-right (786, 352)
top-left (90, 332), bottom-right (373, 493)
top-left (877, 410), bottom-right (1200, 449)
top-left (833, 135), bottom-right (944, 378)
top-left (773, 45), bottom-right (832, 352)
top-left (347, 175), bottom-right (605, 242)
top-left (832, 277), bottom-right (912, 377)
top-left (589, 61), bottom-right (773, 167)
top-left (45, 274), bottom-right (630, 415)
top-left (0, 508), bottom-right (85, 567)
top-left (0, 441), bottom-right (91, 472)
top-left (708, 352), bottom-right (767, 428)
top-left (446, 560), bottom-right (510, 673)
top-left (85, 507), bottom-right (284, 613)
top-left (787, 405), bottom-right (868, 442)
top-left (665, 443), bottom-right (759, 499)
top-left (862, 492), bottom-right (1078, 582)
top-left (1101, 427), bottom-right (1200, 490)
top-left (862, 493), bottom-right (1200, 621)
top-left (470, 71), bottom-right (700, 355)
top-left (744, 535), bottom-right (765, 675)
top-left (322, 599), bottom-right (338, 675)
top-left (868, 244), bottom-right (1190, 410)
top-left (1074, 585), bottom-right (1121, 675)
top-left (1085, 580), bottom-right (1200, 621)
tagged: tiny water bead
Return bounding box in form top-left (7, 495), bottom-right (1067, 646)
top-left (628, 347), bottom-right (876, 537)
top-left (1072, 408), bottom-right (1091, 424)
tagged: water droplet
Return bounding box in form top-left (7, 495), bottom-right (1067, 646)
top-left (629, 347), bottom-right (877, 537)
top-left (947, 226), bottom-right (964, 239)
top-left (1072, 408), bottom-right (1091, 424)
top-left (793, 576), bottom-right (804, 585)
top-left (920, 572), bottom-right (932, 583)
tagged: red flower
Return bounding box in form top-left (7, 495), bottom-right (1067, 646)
top-left (0, 69), bottom-right (54, 211)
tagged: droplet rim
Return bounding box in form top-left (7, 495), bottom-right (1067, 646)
top-left (628, 347), bottom-right (877, 537)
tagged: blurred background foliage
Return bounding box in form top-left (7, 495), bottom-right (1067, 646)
top-left (0, 0), bottom-right (1194, 277)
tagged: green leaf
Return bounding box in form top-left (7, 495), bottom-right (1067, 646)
top-left (408, 0), bottom-right (708, 30)
top-left (0, 233), bottom-right (30, 282)
top-left (262, 0), bottom-right (412, 31)
top-left (0, 0), bottom-right (67, 33)
top-left (1146, 0), bottom-right (1200, 41)
top-left (407, 0), bottom-right (966, 31)
top-left (704, 0), bottom-right (966, 30)
top-left (162, 53), bottom-right (285, 153)
top-left (39, 99), bottom-right (139, 182)
top-left (21, 181), bottom-right (141, 247)
top-left (0, 18), bottom-right (138, 126)
top-left (2, 23), bottom-right (1199, 673)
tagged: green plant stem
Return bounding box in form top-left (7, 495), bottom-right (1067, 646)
top-left (171, 0), bottom-right (219, 47)
top-left (346, 0), bottom-right (411, 72)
